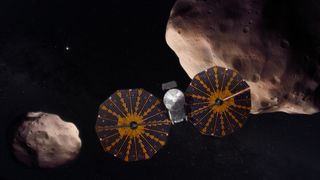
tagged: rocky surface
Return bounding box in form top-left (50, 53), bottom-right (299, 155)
top-left (12, 112), bottom-right (81, 168)
top-left (166, 0), bottom-right (320, 114)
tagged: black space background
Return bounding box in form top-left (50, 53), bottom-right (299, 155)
top-left (0, 0), bottom-right (320, 179)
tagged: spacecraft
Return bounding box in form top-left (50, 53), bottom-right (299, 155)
top-left (95, 66), bottom-right (251, 161)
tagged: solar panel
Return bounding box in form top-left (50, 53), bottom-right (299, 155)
top-left (185, 66), bottom-right (251, 137)
top-left (96, 89), bottom-right (171, 161)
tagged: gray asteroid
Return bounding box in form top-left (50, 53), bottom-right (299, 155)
top-left (12, 112), bottom-right (81, 168)
top-left (166, 0), bottom-right (320, 114)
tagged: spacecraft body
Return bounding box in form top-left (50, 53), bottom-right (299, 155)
top-left (163, 83), bottom-right (186, 124)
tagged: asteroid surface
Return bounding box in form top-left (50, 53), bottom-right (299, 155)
top-left (166, 0), bottom-right (320, 114)
top-left (12, 112), bottom-right (81, 168)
